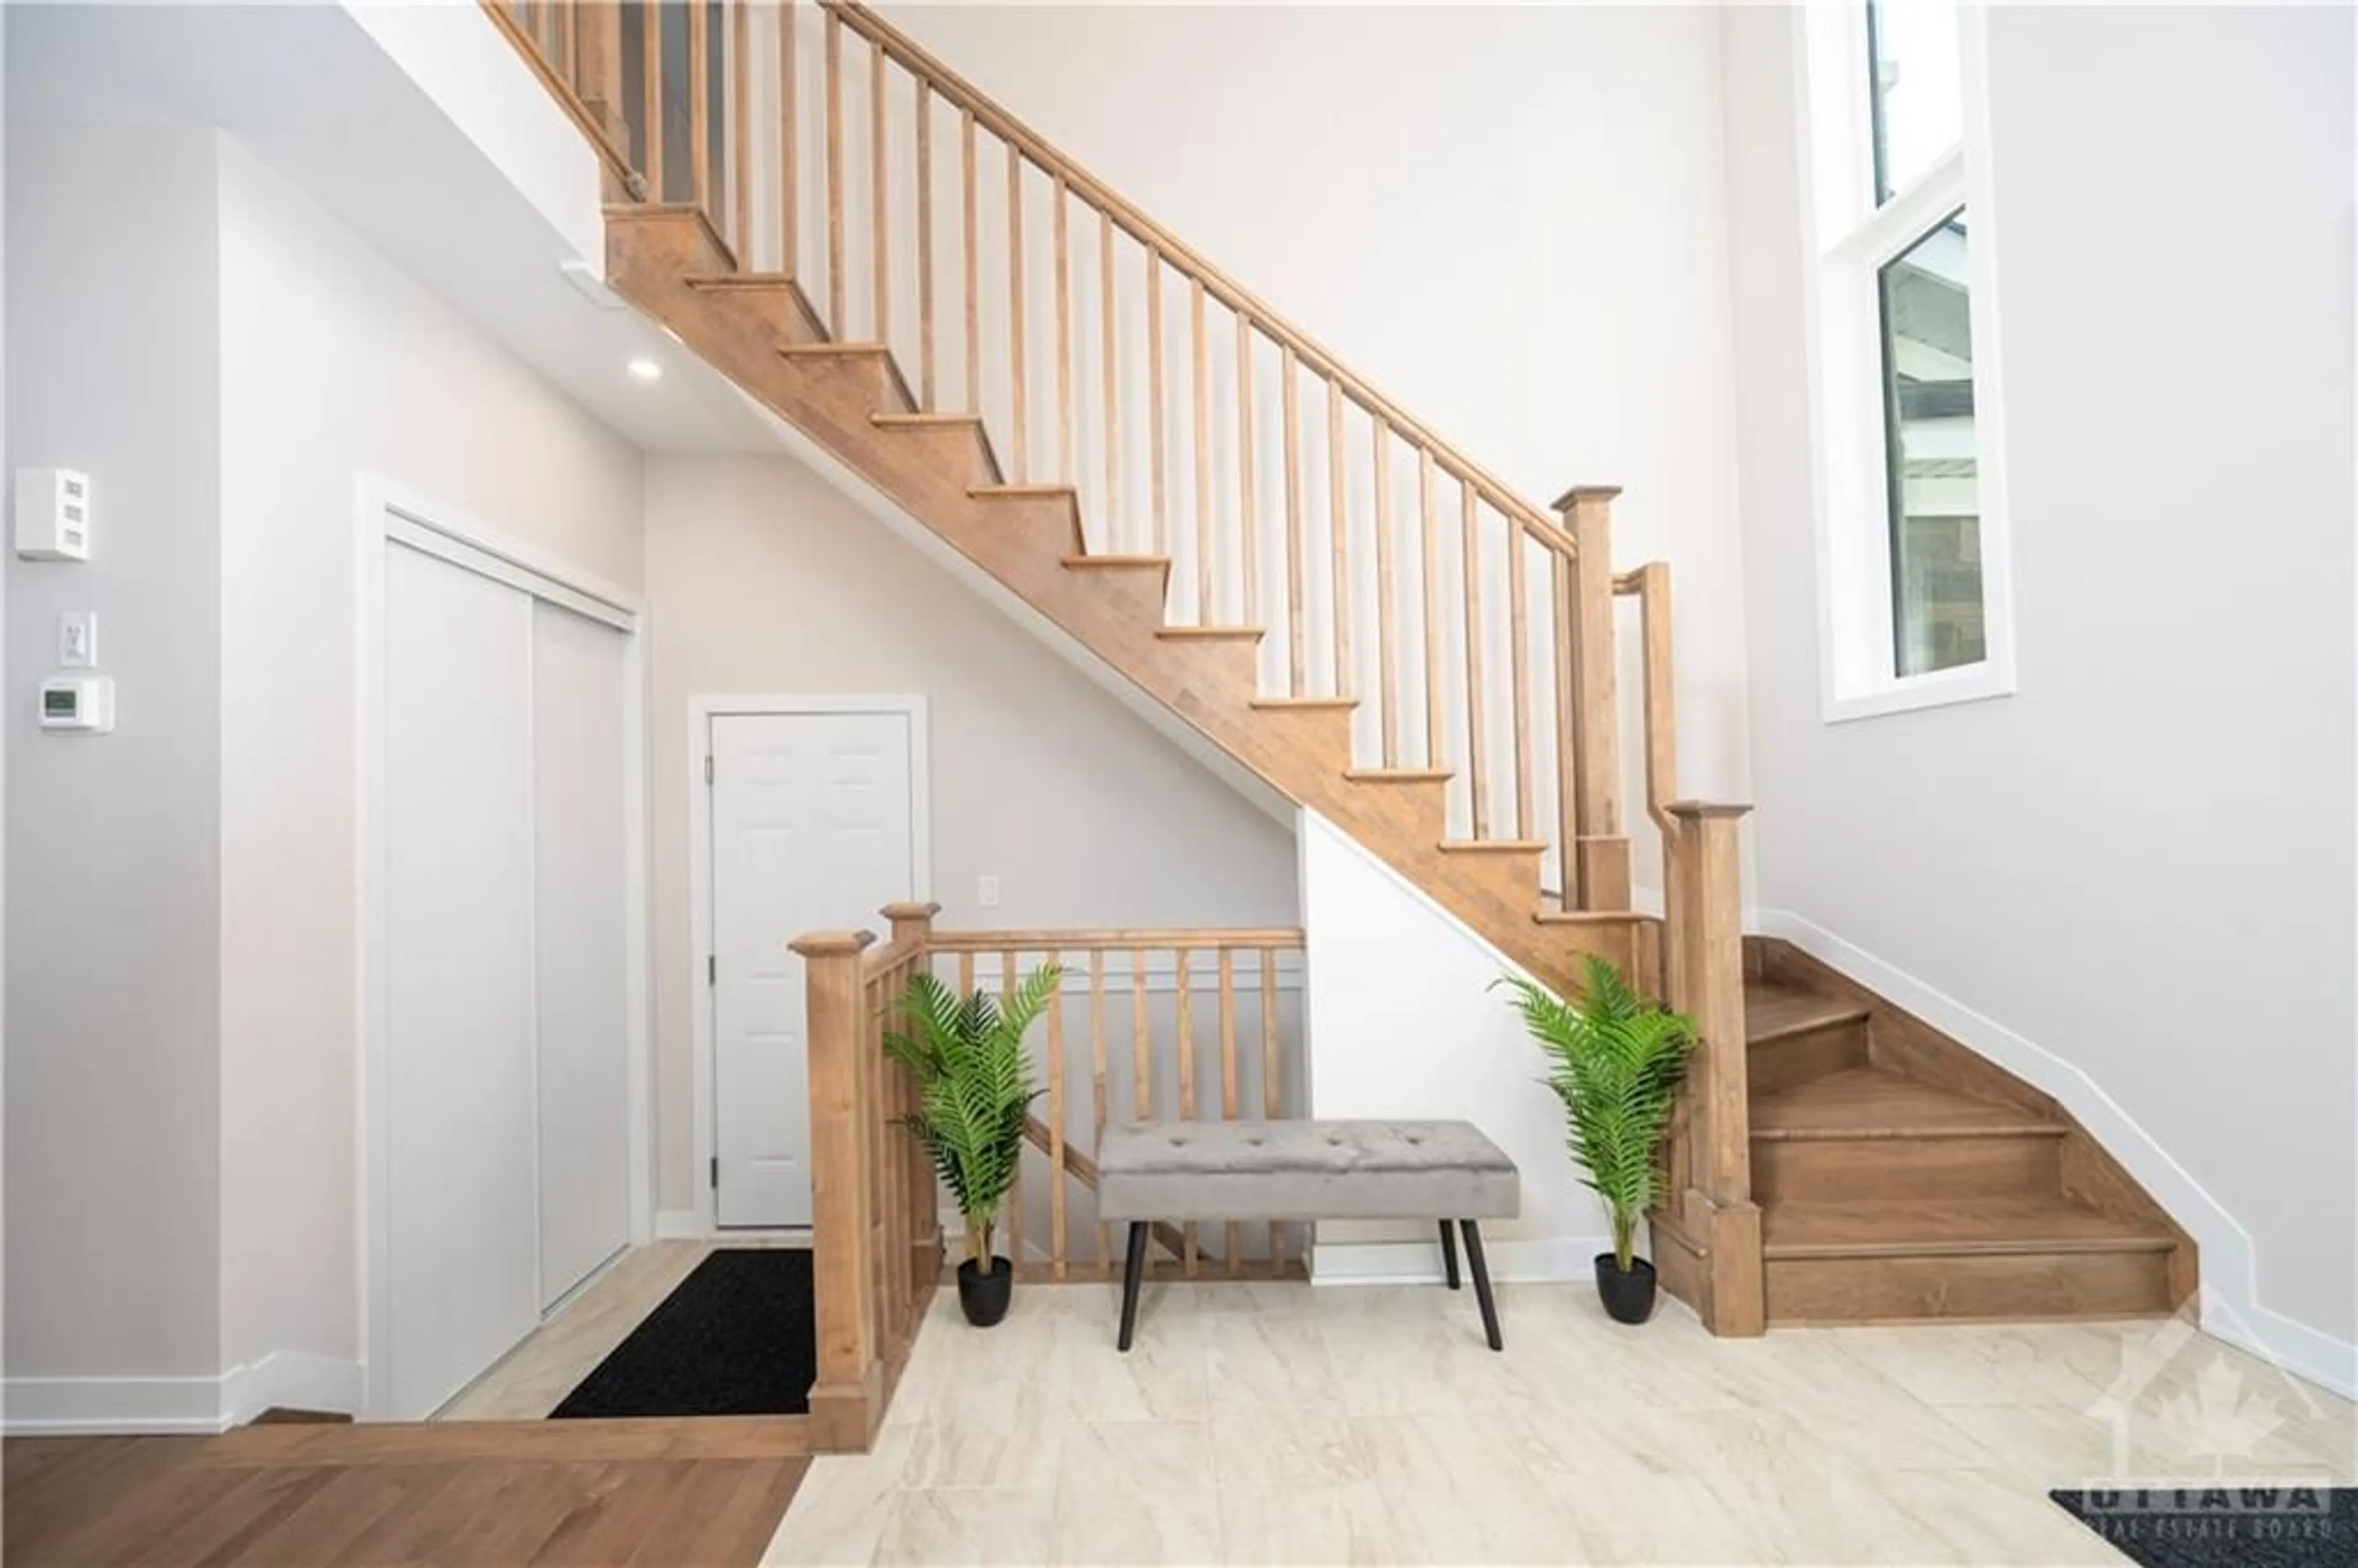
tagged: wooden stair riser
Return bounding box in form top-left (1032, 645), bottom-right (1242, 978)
top-left (1746, 1017), bottom-right (1870, 1097)
top-left (612, 208), bottom-right (1656, 996)
top-left (1765, 1248), bottom-right (2174, 1325)
top-left (684, 277), bottom-right (830, 345)
top-left (1752, 1131), bottom-right (2064, 1202)
top-left (870, 421), bottom-right (1002, 491)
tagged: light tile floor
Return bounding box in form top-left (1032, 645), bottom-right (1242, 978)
top-left (763, 1278), bottom-right (2356, 1566)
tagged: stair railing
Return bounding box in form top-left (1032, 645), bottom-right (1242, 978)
top-left (494, 0), bottom-right (1763, 1335)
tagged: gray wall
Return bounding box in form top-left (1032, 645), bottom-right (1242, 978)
top-left (1724, 4), bottom-right (2356, 1343)
top-left (4, 123), bottom-right (224, 1383)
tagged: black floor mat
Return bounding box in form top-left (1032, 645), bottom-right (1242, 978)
top-left (2050, 1487), bottom-right (2356, 1567)
top-left (550, 1248), bottom-right (816, 1419)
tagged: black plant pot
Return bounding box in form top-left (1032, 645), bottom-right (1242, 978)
top-left (1594, 1253), bottom-right (1659, 1324)
top-left (957, 1256), bottom-right (1014, 1327)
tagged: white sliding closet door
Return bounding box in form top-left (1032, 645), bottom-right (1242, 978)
top-left (384, 543), bottom-right (540, 1421)
top-left (532, 600), bottom-right (633, 1308)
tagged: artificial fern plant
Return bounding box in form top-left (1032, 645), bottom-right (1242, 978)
top-left (1495, 956), bottom-right (1696, 1273)
top-left (882, 964), bottom-right (1062, 1269)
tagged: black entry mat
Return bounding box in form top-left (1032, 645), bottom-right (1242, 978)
top-left (2050, 1488), bottom-right (2356, 1567)
top-left (550, 1249), bottom-right (816, 1419)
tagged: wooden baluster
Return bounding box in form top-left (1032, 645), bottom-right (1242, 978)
top-left (575, 4), bottom-right (625, 165)
top-left (1176, 948), bottom-right (1196, 1276)
top-left (1047, 953), bottom-right (1067, 1281)
top-left (823, 7), bottom-right (844, 330)
top-left (957, 950), bottom-right (975, 998)
top-left (640, 0), bottom-right (663, 201)
top-left (1053, 176), bottom-right (1075, 489)
top-left (1220, 948), bottom-right (1240, 1278)
top-left (1237, 319), bottom-right (1258, 624)
top-left (790, 928), bottom-right (877, 1451)
top-left (1091, 950), bottom-right (1110, 1278)
top-left (1328, 379), bottom-right (1350, 699)
top-left (869, 38), bottom-right (887, 342)
top-left (883, 902), bottom-right (941, 1287)
top-left (1420, 449), bottom-right (1444, 770)
top-left (1191, 279), bottom-right (1212, 621)
top-left (1131, 948), bottom-right (1151, 1122)
top-left (1001, 950), bottom-right (1022, 1273)
top-left (916, 80), bottom-right (934, 408)
top-left (1637, 562), bottom-right (1683, 1004)
top-left (732, 0), bottom-right (750, 258)
top-left (1282, 348), bottom-right (1307, 693)
top-left (1462, 484), bottom-right (1488, 837)
top-left (1006, 146), bottom-right (1027, 483)
top-left (1374, 423), bottom-right (1399, 766)
top-left (689, 0), bottom-right (710, 221)
top-left (1146, 254), bottom-right (1165, 554)
top-left (1552, 547), bottom-right (1577, 906)
top-left (1100, 210), bottom-right (1118, 540)
top-left (1509, 527), bottom-right (1534, 841)
top-left (960, 109), bottom-right (979, 413)
top-left (1558, 486), bottom-right (1631, 910)
top-left (778, 0), bottom-right (796, 276)
top-left (1259, 947), bottom-right (1282, 1270)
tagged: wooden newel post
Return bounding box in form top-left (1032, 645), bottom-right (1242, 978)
top-left (877, 902), bottom-right (943, 1280)
top-left (1665, 802), bottom-right (1763, 1337)
top-left (792, 927), bottom-right (882, 1448)
top-left (1555, 485), bottom-right (1632, 912)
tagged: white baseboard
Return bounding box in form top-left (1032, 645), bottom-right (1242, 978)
top-left (1753, 906), bottom-right (2357, 1401)
top-left (1310, 1233), bottom-right (1613, 1287)
top-left (655, 1208), bottom-right (704, 1240)
top-left (219, 1351), bottom-right (364, 1428)
top-left (4, 1375), bottom-right (226, 1436)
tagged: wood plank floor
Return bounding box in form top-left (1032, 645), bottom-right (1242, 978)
top-left (3, 1426), bottom-right (808, 1567)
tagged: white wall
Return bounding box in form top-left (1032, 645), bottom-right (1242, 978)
top-left (1723, 4), bottom-right (2356, 1362)
top-left (876, 1), bottom-right (1757, 870)
top-left (215, 138), bottom-right (645, 1395)
top-left (645, 453), bottom-right (1299, 1216)
top-left (4, 124), bottom-right (225, 1404)
top-left (1298, 812), bottom-right (1607, 1281)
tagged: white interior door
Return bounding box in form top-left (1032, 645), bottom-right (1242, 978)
top-left (710, 710), bottom-right (917, 1227)
top-left (384, 543), bottom-right (540, 1421)
top-left (531, 600), bottom-right (632, 1308)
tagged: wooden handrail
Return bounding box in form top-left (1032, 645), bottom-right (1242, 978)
top-left (927, 926), bottom-right (1304, 952)
top-left (816, 0), bottom-right (1578, 562)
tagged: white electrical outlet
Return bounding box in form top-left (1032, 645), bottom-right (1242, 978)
top-left (978, 874), bottom-right (1002, 908)
top-left (58, 611), bottom-right (98, 669)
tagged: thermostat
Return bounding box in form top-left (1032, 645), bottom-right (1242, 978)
top-left (17, 468), bottom-right (92, 561)
top-left (40, 675), bottom-right (114, 733)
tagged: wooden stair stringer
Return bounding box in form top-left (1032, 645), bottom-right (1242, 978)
top-left (609, 208), bottom-right (1646, 996)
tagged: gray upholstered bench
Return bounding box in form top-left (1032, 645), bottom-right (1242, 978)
top-left (1097, 1119), bottom-right (1519, 1351)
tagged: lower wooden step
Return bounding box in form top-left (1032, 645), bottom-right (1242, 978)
top-left (1761, 1195), bottom-right (2177, 1323)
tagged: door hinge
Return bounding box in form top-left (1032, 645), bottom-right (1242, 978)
top-left (710, 1156), bottom-right (720, 1189)
top-left (707, 953), bottom-right (717, 985)
top-left (704, 754), bottom-right (714, 785)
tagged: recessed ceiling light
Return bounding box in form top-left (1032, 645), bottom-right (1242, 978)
top-left (627, 357), bottom-right (663, 383)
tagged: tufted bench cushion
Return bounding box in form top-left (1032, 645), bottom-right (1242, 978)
top-left (1097, 1119), bottom-right (1519, 1224)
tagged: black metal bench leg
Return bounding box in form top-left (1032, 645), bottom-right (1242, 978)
top-left (1438, 1219), bottom-right (1461, 1289)
top-left (1460, 1221), bottom-right (1503, 1351)
top-left (1117, 1221), bottom-right (1150, 1352)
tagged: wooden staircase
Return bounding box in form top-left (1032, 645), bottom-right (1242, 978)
top-left (1679, 942), bottom-right (2192, 1325)
top-left (497, 0), bottom-right (2193, 1337)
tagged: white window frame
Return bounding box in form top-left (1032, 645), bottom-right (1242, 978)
top-left (1796, 1), bottom-right (2017, 723)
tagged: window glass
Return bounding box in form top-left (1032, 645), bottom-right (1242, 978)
top-left (1867, 0), bottom-right (1963, 201)
top-left (1877, 213), bottom-right (1984, 675)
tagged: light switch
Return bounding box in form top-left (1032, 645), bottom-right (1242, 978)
top-left (58, 611), bottom-right (97, 669)
top-left (978, 874), bottom-right (1001, 908)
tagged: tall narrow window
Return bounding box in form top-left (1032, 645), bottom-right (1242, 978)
top-left (1800, 4), bottom-right (2012, 718)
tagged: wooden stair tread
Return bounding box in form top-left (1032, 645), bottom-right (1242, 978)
top-left (1439, 839), bottom-right (1547, 854)
top-left (1062, 554), bottom-right (1167, 569)
top-left (1753, 1066), bottom-right (2064, 1141)
top-left (1250, 696), bottom-right (1357, 711)
top-left (1745, 980), bottom-right (1870, 1046)
top-left (1762, 1196), bottom-right (2174, 1259)
top-left (1344, 767), bottom-right (1453, 783)
top-left (778, 340), bottom-right (887, 356)
top-left (873, 411), bottom-right (983, 427)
